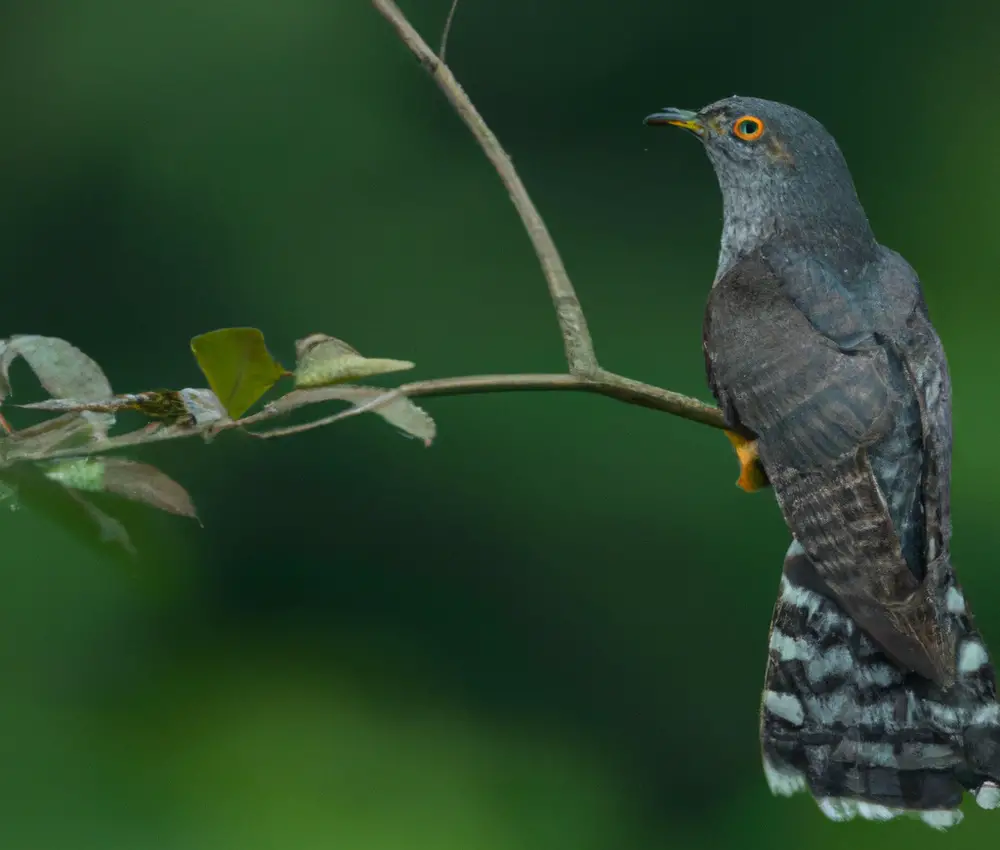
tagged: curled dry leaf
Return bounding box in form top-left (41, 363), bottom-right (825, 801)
top-left (101, 458), bottom-right (200, 521)
top-left (2, 412), bottom-right (96, 462)
top-left (191, 328), bottom-right (286, 420)
top-left (177, 388), bottom-right (228, 427)
top-left (0, 335), bottom-right (113, 402)
top-left (294, 334), bottom-right (414, 388)
top-left (0, 335), bottom-right (115, 435)
top-left (19, 389), bottom-right (227, 428)
top-left (270, 385), bottom-right (436, 445)
top-left (43, 457), bottom-right (199, 521)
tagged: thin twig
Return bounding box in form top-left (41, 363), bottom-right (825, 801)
top-left (2, 371), bottom-right (730, 463)
top-left (371, 0), bottom-right (599, 376)
top-left (369, 0), bottom-right (733, 438)
top-left (249, 387), bottom-right (406, 439)
top-left (439, 0), bottom-right (460, 63)
top-left (249, 373), bottom-right (727, 440)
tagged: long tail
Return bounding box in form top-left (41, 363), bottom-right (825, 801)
top-left (760, 542), bottom-right (1000, 828)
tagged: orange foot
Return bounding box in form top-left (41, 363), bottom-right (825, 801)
top-left (724, 431), bottom-right (769, 493)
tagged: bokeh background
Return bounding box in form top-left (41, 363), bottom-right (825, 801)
top-left (1, 0), bottom-right (998, 847)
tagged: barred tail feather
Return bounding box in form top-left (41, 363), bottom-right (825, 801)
top-left (760, 544), bottom-right (1000, 829)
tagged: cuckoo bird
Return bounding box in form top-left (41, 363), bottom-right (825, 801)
top-left (645, 96), bottom-right (1000, 828)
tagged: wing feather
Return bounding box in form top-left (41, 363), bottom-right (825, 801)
top-left (704, 253), bottom-right (956, 683)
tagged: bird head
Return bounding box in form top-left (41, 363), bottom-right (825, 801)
top-left (645, 96), bottom-right (874, 270)
top-left (646, 96), bottom-right (820, 168)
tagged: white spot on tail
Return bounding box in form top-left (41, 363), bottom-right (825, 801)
top-left (807, 646), bottom-right (853, 681)
top-left (764, 690), bottom-right (804, 726)
top-left (926, 701), bottom-right (960, 730)
top-left (958, 640), bottom-right (989, 675)
top-left (858, 663), bottom-right (901, 688)
top-left (769, 628), bottom-right (808, 662)
top-left (975, 782), bottom-right (1000, 810)
top-left (973, 703), bottom-right (1000, 726)
top-left (856, 802), bottom-right (898, 821)
top-left (779, 575), bottom-right (824, 618)
top-left (762, 756), bottom-right (807, 797)
top-left (804, 691), bottom-right (855, 726)
top-left (920, 809), bottom-right (963, 829)
top-left (817, 798), bottom-right (858, 822)
top-left (778, 575), bottom-right (852, 635)
top-left (768, 629), bottom-right (856, 681)
top-left (945, 586), bottom-right (965, 614)
top-left (816, 798), bottom-right (963, 829)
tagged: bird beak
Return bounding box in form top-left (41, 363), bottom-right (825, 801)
top-left (644, 107), bottom-right (704, 138)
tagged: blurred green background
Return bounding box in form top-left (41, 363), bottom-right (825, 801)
top-left (2, 0), bottom-right (999, 847)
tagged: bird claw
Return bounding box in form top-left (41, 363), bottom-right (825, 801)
top-left (724, 430), bottom-right (770, 492)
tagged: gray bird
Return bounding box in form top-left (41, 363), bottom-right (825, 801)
top-left (645, 96), bottom-right (1000, 828)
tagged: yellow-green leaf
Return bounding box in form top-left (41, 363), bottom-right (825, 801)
top-left (294, 333), bottom-right (414, 388)
top-left (190, 328), bottom-right (286, 419)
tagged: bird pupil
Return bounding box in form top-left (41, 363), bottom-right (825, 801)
top-left (741, 120), bottom-right (758, 135)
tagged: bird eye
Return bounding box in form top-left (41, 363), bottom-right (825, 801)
top-left (733, 115), bottom-right (765, 141)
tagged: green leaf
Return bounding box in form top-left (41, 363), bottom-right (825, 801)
top-left (43, 457), bottom-right (106, 492)
top-left (294, 334), bottom-right (414, 388)
top-left (190, 328), bottom-right (286, 420)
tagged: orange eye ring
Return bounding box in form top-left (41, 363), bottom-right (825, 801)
top-left (733, 115), bottom-right (765, 141)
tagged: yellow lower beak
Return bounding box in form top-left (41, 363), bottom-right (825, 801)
top-left (643, 108), bottom-right (705, 137)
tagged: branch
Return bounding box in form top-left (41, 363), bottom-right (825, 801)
top-left (4, 372), bottom-right (728, 464)
top-left (0, 1), bottom-right (738, 474)
top-left (246, 374), bottom-right (727, 440)
top-left (370, 0), bottom-right (735, 434)
top-left (0, 3), bottom-right (745, 551)
top-left (373, 0), bottom-right (597, 376)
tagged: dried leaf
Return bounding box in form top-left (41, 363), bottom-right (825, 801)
top-left (18, 397), bottom-right (132, 415)
top-left (0, 335), bottom-right (112, 401)
top-left (176, 388), bottom-right (228, 427)
top-left (4, 413), bottom-right (96, 461)
top-left (0, 335), bottom-right (115, 434)
top-left (42, 457), bottom-right (199, 521)
top-left (191, 328), bottom-right (286, 419)
top-left (101, 458), bottom-right (200, 520)
top-left (19, 388), bottom-right (228, 429)
top-left (270, 385), bottom-right (436, 445)
top-left (294, 334), bottom-right (414, 388)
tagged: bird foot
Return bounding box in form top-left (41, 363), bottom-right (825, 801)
top-left (724, 430), bottom-right (769, 492)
